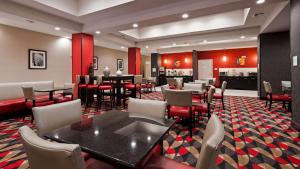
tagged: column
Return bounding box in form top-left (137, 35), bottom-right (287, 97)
top-left (128, 47), bottom-right (141, 75)
top-left (291, 0), bottom-right (300, 130)
top-left (72, 33), bottom-right (94, 82)
top-left (192, 50), bottom-right (198, 80)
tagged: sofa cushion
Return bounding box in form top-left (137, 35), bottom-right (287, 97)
top-left (0, 98), bottom-right (26, 114)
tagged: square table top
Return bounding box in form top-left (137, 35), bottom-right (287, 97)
top-left (44, 110), bottom-right (175, 168)
top-left (34, 87), bottom-right (72, 92)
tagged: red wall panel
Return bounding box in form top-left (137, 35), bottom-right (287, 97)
top-left (128, 47), bottom-right (141, 75)
top-left (161, 52), bottom-right (192, 69)
top-left (197, 47), bottom-right (257, 86)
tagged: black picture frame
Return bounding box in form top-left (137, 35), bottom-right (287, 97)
top-left (28, 49), bottom-right (47, 69)
top-left (117, 59), bottom-right (124, 71)
top-left (93, 56), bottom-right (99, 70)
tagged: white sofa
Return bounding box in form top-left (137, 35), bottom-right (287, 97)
top-left (0, 81), bottom-right (54, 115)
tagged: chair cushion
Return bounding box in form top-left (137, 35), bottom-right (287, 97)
top-left (169, 85), bottom-right (176, 89)
top-left (87, 84), bottom-right (98, 89)
top-left (169, 106), bottom-right (194, 118)
top-left (81, 152), bottom-right (91, 161)
top-left (54, 97), bottom-right (72, 103)
top-left (125, 84), bottom-right (140, 89)
top-left (213, 93), bottom-right (223, 99)
top-left (26, 100), bottom-right (55, 109)
top-left (99, 85), bottom-right (113, 90)
top-left (0, 98), bottom-right (26, 114)
top-left (143, 154), bottom-right (194, 169)
top-left (267, 94), bottom-right (291, 101)
top-left (192, 95), bottom-right (201, 103)
top-left (78, 84), bottom-right (87, 88)
top-left (194, 103), bottom-right (208, 113)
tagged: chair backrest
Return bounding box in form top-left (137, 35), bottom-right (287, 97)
top-left (195, 80), bottom-right (209, 85)
top-left (165, 89), bottom-right (192, 107)
top-left (184, 83), bottom-right (203, 91)
top-left (19, 126), bottom-right (86, 169)
top-left (263, 81), bottom-right (272, 93)
top-left (128, 98), bottom-right (166, 119)
top-left (196, 113), bottom-right (224, 169)
top-left (166, 78), bottom-right (177, 87)
top-left (96, 75), bottom-right (103, 85)
top-left (22, 86), bottom-right (36, 101)
top-left (63, 83), bottom-right (75, 95)
top-left (174, 78), bottom-right (183, 89)
top-left (142, 78), bottom-right (148, 84)
top-left (221, 81), bottom-right (227, 93)
top-left (134, 75), bottom-right (143, 84)
top-left (207, 86), bottom-right (216, 104)
top-left (161, 85), bottom-right (168, 100)
top-left (75, 75), bottom-right (81, 85)
top-left (84, 75), bottom-right (90, 84)
top-left (33, 100), bottom-right (82, 136)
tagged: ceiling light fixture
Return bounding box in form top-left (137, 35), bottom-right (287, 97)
top-left (182, 13), bottom-right (189, 19)
top-left (54, 27), bottom-right (61, 31)
top-left (145, 45), bottom-right (149, 49)
top-left (132, 23), bottom-right (139, 28)
top-left (240, 36), bottom-right (246, 39)
top-left (203, 40), bottom-right (207, 43)
top-left (172, 42), bottom-right (176, 46)
top-left (121, 46), bottom-right (125, 49)
top-left (256, 0), bottom-right (265, 4)
top-left (95, 31), bottom-right (101, 34)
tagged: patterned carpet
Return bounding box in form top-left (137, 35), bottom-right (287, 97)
top-left (0, 92), bottom-right (299, 169)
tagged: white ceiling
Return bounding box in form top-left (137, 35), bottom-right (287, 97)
top-left (0, 0), bottom-right (290, 56)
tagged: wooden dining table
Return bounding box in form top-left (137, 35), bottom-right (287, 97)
top-left (44, 110), bottom-right (175, 168)
top-left (34, 87), bottom-right (72, 100)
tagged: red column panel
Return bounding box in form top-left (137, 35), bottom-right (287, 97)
top-left (72, 34), bottom-right (82, 83)
top-left (81, 34), bottom-right (94, 75)
top-left (128, 47), bottom-right (141, 75)
top-left (72, 33), bottom-right (94, 83)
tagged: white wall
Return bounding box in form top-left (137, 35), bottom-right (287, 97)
top-left (0, 24), bottom-right (72, 86)
top-left (94, 46), bottom-right (129, 75)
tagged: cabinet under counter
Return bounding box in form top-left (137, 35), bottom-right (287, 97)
top-left (220, 76), bottom-right (257, 90)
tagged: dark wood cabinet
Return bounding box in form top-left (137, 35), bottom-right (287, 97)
top-left (158, 76), bottom-right (193, 86)
top-left (220, 76), bottom-right (257, 90)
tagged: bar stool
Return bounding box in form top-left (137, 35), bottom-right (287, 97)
top-left (76, 75), bottom-right (87, 104)
top-left (85, 75), bottom-right (98, 109)
top-left (96, 75), bottom-right (114, 110)
top-left (123, 75), bottom-right (143, 108)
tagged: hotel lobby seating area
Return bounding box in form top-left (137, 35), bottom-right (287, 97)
top-left (0, 0), bottom-right (299, 169)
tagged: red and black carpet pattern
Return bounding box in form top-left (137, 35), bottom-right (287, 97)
top-left (0, 92), bottom-right (299, 169)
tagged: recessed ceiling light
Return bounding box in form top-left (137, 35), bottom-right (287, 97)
top-left (132, 23), bottom-right (139, 28)
top-left (95, 31), bottom-right (101, 34)
top-left (256, 0), bottom-right (265, 4)
top-left (145, 45), bottom-right (149, 49)
top-left (182, 13), bottom-right (189, 19)
top-left (203, 40), bottom-right (207, 43)
top-left (121, 46), bottom-right (125, 49)
top-left (54, 27), bottom-right (60, 31)
top-left (172, 42), bottom-right (176, 46)
top-left (240, 36), bottom-right (246, 39)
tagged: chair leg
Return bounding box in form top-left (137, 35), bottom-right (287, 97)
top-left (288, 101), bottom-right (292, 112)
top-left (268, 100), bottom-right (272, 111)
top-left (265, 100), bottom-right (268, 107)
top-left (282, 101), bottom-right (286, 108)
top-left (222, 97), bottom-right (225, 110)
top-left (189, 117), bottom-right (192, 137)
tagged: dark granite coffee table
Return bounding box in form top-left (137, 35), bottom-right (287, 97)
top-left (44, 110), bottom-right (175, 168)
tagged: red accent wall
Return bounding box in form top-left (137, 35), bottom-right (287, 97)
top-left (197, 47), bottom-right (257, 86)
top-left (72, 34), bottom-right (82, 83)
top-left (128, 47), bottom-right (141, 75)
top-left (161, 52), bottom-right (192, 69)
